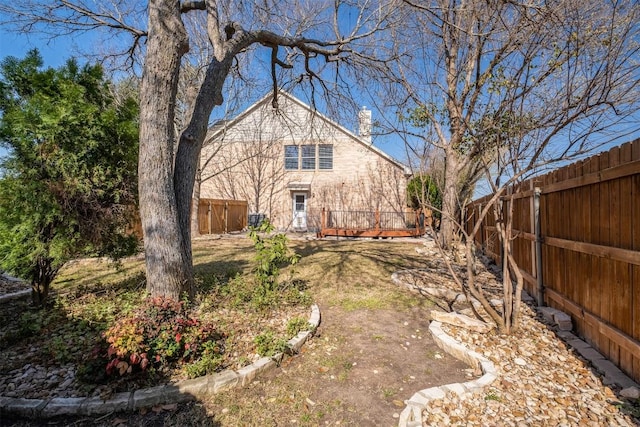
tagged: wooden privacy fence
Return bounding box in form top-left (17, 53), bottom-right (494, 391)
top-left (466, 139), bottom-right (640, 383)
top-left (198, 199), bottom-right (248, 234)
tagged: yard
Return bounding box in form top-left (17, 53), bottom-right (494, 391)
top-left (1, 235), bottom-right (638, 426)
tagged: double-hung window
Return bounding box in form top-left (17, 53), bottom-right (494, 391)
top-left (301, 145), bottom-right (316, 170)
top-left (284, 145), bottom-right (299, 170)
top-left (284, 144), bottom-right (333, 170)
top-left (318, 144), bottom-right (333, 170)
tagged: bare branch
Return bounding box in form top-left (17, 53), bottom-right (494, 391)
top-left (180, 1), bottom-right (205, 13)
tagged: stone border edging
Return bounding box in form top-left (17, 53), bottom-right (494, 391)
top-left (0, 274), bottom-right (30, 303)
top-left (539, 308), bottom-right (639, 391)
top-left (0, 304), bottom-right (321, 419)
top-left (398, 321), bottom-right (498, 427)
top-left (0, 289), bottom-right (31, 303)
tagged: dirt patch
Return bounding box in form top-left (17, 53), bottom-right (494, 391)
top-left (204, 305), bottom-right (470, 426)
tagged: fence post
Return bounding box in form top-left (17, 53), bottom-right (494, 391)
top-left (498, 198), bottom-right (505, 268)
top-left (224, 201), bottom-right (228, 234)
top-left (477, 204), bottom-right (482, 246)
top-left (534, 186), bottom-right (544, 307)
top-left (375, 209), bottom-right (380, 232)
top-left (477, 203), bottom-right (482, 247)
top-left (207, 201), bottom-right (212, 235)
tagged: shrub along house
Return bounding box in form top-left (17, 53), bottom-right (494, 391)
top-left (197, 90), bottom-right (411, 233)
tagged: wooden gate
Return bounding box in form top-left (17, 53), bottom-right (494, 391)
top-left (198, 199), bottom-right (248, 234)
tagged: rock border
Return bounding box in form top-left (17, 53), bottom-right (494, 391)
top-left (538, 307), bottom-right (639, 391)
top-left (395, 268), bottom-right (639, 427)
top-left (0, 289), bottom-right (31, 303)
top-left (398, 321), bottom-right (498, 427)
top-left (0, 274), bottom-right (30, 303)
top-left (0, 304), bottom-right (321, 419)
top-left (391, 270), bottom-right (504, 309)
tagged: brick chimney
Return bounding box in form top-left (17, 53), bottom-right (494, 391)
top-left (358, 106), bottom-right (372, 144)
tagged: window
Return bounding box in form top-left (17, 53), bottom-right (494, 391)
top-left (284, 144), bottom-right (333, 170)
top-left (318, 144), bottom-right (333, 170)
top-left (301, 145), bottom-right (316, 170)
top-left (284, 145), bottom-right (299, 170)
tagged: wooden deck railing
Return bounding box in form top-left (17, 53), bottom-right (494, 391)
top-left (318, 208), bottom-right (426, 238)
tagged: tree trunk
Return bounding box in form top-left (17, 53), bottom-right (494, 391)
top-left (138, 0), bottom-right (192, 300)
top-left (191, 166), bottom-right (202, 238)
top-left (139, 0), bottom-right (238, 300)
top-left (173, 55), bottom-right (233, 267)
top-left (501, 209), bottom-right (513, 333)
top-left (30, 256), bottom-right (57, 307)
top-left (439, 148), bottom-right (461, 249)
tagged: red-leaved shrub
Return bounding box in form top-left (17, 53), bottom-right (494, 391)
top-left (102, 296), bottom-right (224, 376)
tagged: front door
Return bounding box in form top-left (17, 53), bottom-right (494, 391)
top-left (292, 193), bottom-right (307, 230)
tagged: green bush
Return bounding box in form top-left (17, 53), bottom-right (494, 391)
top-left (0, 51), bottom-right (139, 306)
top-left (18, 311), bottom-right (46, 337)
top-left (183, 341), bottom-right (224, 378)
top-left (200, 221), bottom-right (310, 312)
top-left (286, 317), bottom-right (312, 337)
top-left (248, 220), bottom-right (300, 293)
top-left (245, 220), bottom-right (305, 310)
top-left (406, 174), bottom-right (442, 219)
top-left (254, 330), bottom-right (288, 357)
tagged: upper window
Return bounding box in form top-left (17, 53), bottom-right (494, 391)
top-left (284, 145), bottom-right (299, 170)
top-left (318, 144), bottom-right (333, 170)
top-left (284, 144), bottom-right (333, 171)
top-left (301, 145), bottom-right (316, 170)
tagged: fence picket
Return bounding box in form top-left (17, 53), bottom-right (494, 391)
top-left (465, 139), bottom-right (640, 383)
top-left (198, 199), bottom-right (248, 235)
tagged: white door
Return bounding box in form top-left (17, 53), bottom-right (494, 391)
top-left (292, 193), bottom-right (307, 230)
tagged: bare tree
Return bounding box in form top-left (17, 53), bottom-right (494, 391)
top-left (1, 0), bottom-right (399, 299)
top-left (356, 0), bottom-right (640, 332)
top-left (369, 0), bottom-right (640, 251)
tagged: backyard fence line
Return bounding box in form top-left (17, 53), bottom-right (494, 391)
top-left (198, 199), bottom-right (248, 235)
top-left (465, 139), bottom-right (640, 384)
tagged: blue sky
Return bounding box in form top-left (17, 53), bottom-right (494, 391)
top-left (0, 18), bottom-right (405, 161)
top-left (1, 30), bottom-right (84, 68)
top-left (0, 25), bottom-right (406, 158)
top-left (2, 20), bottom-right (638, 182)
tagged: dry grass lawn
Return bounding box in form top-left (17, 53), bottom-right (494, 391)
top-left (3, 235), bottom-right (471, 427)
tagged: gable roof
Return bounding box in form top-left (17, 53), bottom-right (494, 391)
top-left (206, 90), bottom-right (408, 173)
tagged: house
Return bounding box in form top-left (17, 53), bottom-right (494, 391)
top-left (197, 90), bottom-right (410, 232)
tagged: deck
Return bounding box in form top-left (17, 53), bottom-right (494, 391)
top-left (317, 208), bottom-right (426, 238)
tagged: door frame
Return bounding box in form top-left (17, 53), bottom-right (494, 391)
top-left (292, 192), bottom-right (308, 231)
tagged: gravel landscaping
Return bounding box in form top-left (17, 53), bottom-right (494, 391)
top-left (396, 240), bottom-right (640, 427)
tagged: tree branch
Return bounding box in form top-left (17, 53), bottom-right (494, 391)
top-left (180, 1), bottom-right (205, 13)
